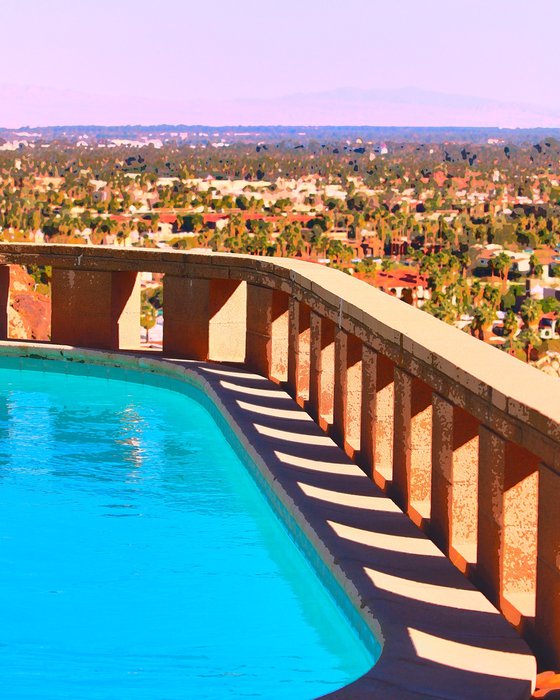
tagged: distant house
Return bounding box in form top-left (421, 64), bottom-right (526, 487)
top-left (534, 248), bottom-right (560, 279)
top-left (539, 312), bottom-right (559, 340)
top-left (356, 233), bottom-right (384, 259)
top-left (369, 269), bottom-right (429, 307)
top-left (92, 187), bottom-right (111, 203)
top-left (473, 245), bottom-right (531, 274)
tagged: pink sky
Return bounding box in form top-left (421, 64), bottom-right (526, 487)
top-left (1, 0), bottom-right (558, 126)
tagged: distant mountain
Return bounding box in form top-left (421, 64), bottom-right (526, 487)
top-left (232, 87), bottom-right (560, 129)
top-left (1, 84), bottom-right (559, 129)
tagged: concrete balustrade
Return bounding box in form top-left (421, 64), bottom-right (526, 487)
top-left (287, 297), bottom-right (311, 402)
top-left (477, 432), bottom-right (540, 626)
top-left (163, 276), bottom-right (246, 361)
top-left (359, 349), bottom-right (395, 489)
top-left (392, 369), bottom-right (433, 524)
top-left (0, 265), bottom-right (10, 339)
top-left (309, 311), bottom-right (335, 428)
top-left (333, 328), bottom-right (362, 455)
top-left (246, 285), bottom-right (289, 381)
top-left (430, 397), bottom-right (479, 569)
top-left (537, 464), bottom-right (560, 667)
top-left (0, 243), bottom-right (558, 676)
top-left (51, 268), bottom-right (140, 350)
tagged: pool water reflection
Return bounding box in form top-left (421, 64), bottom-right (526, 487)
top-left (0, 359), bottom-right (373, 699)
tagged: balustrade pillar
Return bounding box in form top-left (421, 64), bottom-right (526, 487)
top-left (245, 285), bottom-right (289, 381)
top-left (393, 368), bottom-right (433, 522)
top-left (208, 279), bottom-right (246, 362)
top-left (51, 268), bottom-right (140, 350)
top-left (0, 265), bottom-right (10, 340)
top-left (536, 463), bottom-right (560, 667)
top-left (431, 396), bottom-right (479, 568)
top-left (309, 312), bottom-right (335, 426)
top-left (287, 298), bottom-right (310, 402)
top-left (163, 277), bottom-right (207, 359)
top-left (163, 277), bottom-right (246, 362)
top-left (333, 328), bottom-right (362, 453)
top-left (360, 349), bottom-right (395, 488)
top-left (477, 428), bottom-right (539, 623)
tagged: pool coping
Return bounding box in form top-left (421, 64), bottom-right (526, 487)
top-left (0, 342), bottom-right (537, 700)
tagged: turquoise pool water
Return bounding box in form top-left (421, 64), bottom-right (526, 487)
top-left (0, 358), bottom-right (374, 699)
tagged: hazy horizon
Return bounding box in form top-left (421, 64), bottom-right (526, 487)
top-left (1, 0), bottom-right (558, 128)
top-left (2, 85), bottom-right (560, 130)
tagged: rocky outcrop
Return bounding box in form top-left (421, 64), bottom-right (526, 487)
top-left (7, 266), bottom-right (51, 341)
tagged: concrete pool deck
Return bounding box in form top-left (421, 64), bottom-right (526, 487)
top-left (0, 342), bottom-right (536, 700)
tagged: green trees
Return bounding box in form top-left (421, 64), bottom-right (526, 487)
top-left (181, 213), bottom-right (203, 233)
top-left (140, 287), bottom-right (162, 343)
top-left (309, 227), bottom-right (329, 258)
top-left (482, 284), bottom-right (502, 311)
top-left (518, 298), bottom-right (542, 362)
top-left (502, 309), bottom-right (519, 339)
top-left (423, 294), bottom-right (456, 324)
top-left (470, 305), bottom-right (496, 340)
top-left (490, 252), bottom-right (512, 293)
top-left (529, 253), bottom-right (543, 279)
top-left (275, 224), bottom-right (305, 258)
top-left (520, 298), bottom-right (541, 329)
top-left (150, 214), bottom-right (160, 233)
top-left (381, 257), bottom-right (396, 272)
top-left (517, 327), bottom-right (541, 363)
top-left (540, 296), bottom-right (560, 314)
top-left (326, 239), bottom-right (353, 264)
top-left (140, 302), bottom-right (157, 343)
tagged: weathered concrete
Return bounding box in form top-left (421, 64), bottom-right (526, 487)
top-left (51, 268), bottom-right (140, 350)
top-left (246, 284), bottom-right (289, 381)
top-left (163, 276), bottom-right (246, 362)
top-left (287, 298), bottom-right (311, 402)
top-left (333, 328), bottom-right (362, 454)
top-left (309, 311), bottom-right (335, 428)
top-left (478, 429), bottom-right (539, 628)
top-left (393, 369), bottom-right (433, 524)
top-left (431, 397), bottom-right (479, 569)
top-left (536, 465), bottom-right (560, 668)
top-left (0, 342), bottom-right (537, 700)
top-left (0, 265), bottom-right (10, 340)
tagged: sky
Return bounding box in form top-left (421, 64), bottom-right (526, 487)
top-left (1, 0), bottom-right (558, 126)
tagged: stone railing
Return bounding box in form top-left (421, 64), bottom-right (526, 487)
top-left (0, 243), bottom-right (558, 669)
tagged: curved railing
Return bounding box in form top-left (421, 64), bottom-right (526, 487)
top-left (0, 243), bottom-right (557, 678)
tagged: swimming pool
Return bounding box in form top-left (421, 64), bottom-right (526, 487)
top-left (0, 357), bottom-right (374, 699)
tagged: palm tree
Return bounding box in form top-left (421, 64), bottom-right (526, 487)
top-left (470, 279), bottom-right (483, 306)
top-left (483, 284), bottom-right (502, 311)
top-left (470, 304), bottom-right (495, 340)
top-left (453, 278), bottom-right (471, 316)
top-left (529, 253), bottom-right (543, 279)
top-left (492, 252), bottom-right (512, 293)
top-left (423, 294), bottom-right (456, 324)
top-left (517, 327), bottom-right (541, 363)
top-left (502, 309), bottom-right (519, 339)
top-left (520, 298), bottom-right (541, 329)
